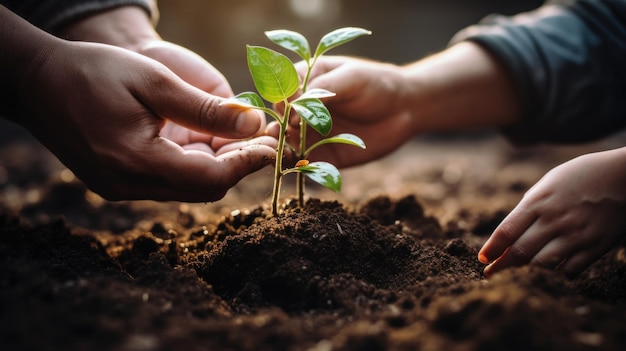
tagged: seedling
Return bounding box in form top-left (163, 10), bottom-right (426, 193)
top-left (222, 27), bottom-right (370, 215)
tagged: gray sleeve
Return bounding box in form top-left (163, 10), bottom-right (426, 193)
top-left (450, 0), bottom-right (626, 144)
top-left (0, 0), bottom-right (157, 34)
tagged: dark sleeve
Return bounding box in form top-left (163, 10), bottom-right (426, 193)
top-left (450, 0), bottom-right (626, 144)
top-left (0, 0), bottom-right (157, 34)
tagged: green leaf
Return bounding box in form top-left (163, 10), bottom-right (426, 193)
top-left (265, 29), bottom-right (311, 62)
top-left (305, 133), bottom-right (366, 156)
top-left (318, 133), bottom-right (366, 148)
top-left (297, 88), bottom-right (336, 100)
top-left (314, 27), bottom-right (372, 58)
top-left (298, 161), bottom-right (342, 192)
top-left (291, 98), bottom-right (332, 136)
top-left (247, 45), bottom-right (300, 103)
top-left (221, 92), bottom-right (265, 109)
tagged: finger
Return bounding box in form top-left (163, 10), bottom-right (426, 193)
top-left (305, 58), bottom-right (367, 97)
top-left (288, 110), bottom-right (302, 128)
top-left (209, 134), bottom-right (277, 152)
top-left (124, 139), bottom-right (276, 202)
top-left (134, 70), bottom-right (265, 139)
top-left (160, 122), bottom-right (214, 145)
top-left (482, 250), bottom-right (507, 278)
top-left (294, 60), bottom-right (309, 77)
top-left (303, 70), bottom-right (346, 102)
top-left (181, 142), bottom-right (215, 154)
top-left (265, 121), bottom-right (281, 139)
top-left (292, 57), bottom-right (342, 79)
top-left (479, 205), bottom-right (537, 264)
top-left (558, 250), bottom-right (600, 279)
top-left (140, 41), bottom-right (234, 97)
top-left (214, 136), bottom-right (278, 155)
top-left (306, 56), bottom-right (349, 77)
top-left (482, 219), bottom-right (555, 277)
top-left (529, 237), bottom-right (571, 270)
top-left (558, 221), bottom-right (626, 278)
top-left (186, 130), bottom-right (215, 144)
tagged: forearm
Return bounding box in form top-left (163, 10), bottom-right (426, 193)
top-left (0, 5), bottom-right (61, 122)
top-left (401, 41), bottom-right (522, 135)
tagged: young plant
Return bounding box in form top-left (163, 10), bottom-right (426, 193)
top-left (222, 27), bottom-right (371, 215)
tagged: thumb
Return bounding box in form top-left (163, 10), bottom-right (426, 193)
top-left (136, 68), bottom-right (265, 138)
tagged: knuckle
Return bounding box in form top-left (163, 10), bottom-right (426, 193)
top-left (141, 65), bottom-right (173, 92)
top-left (495, 222), bottom-right (519, 242)
top-left (530, 257), bottom-right (547, 268)
top-left (530, 255), bottom-right (559, 269)
top-left (507, 244), bottom-right (531, 261)
top-left (197, 97), bottom-right (222, 131)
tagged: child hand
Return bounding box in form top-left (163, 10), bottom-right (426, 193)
top-left (479, 148), bottom-right (626, 278)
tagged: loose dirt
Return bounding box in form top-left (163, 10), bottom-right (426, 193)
top-left (1, 128), bottom-right (625, 351)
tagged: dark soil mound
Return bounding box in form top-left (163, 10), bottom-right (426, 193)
top-left (2, 194), bottom-right (625, 351)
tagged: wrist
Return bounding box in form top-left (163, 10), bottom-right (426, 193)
top-left (399, 61), bottom-right (439, 136)
top-left (61, 6), bottom-right (159, 52)
top-left (401, 42), bottom-right (521, 134)
top-left (0, 6), bottom-right (63, 124)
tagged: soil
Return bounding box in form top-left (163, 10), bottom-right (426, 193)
top-left (1, 125), bottom-right (625, 351)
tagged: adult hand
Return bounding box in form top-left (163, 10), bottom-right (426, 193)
top-left (17, 37), bottom-right (275, 201)
top-left (273, 56), bottom-right (417, 168)
top-left (0, 5), bottom-right (278, 202)
top-left (479, 148), bottom-right (626, 278)
top-left (61, 5), bottom-right (248, 151)
top-left (274, 43), bottom-right (520, 169)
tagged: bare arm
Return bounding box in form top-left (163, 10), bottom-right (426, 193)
top-left (402, 41), bottom-right (521, 134)
top-left (59, 5), bottom-right (243, 148)
top-left (0, 5), bottom-right (276, 202)
top-left (292, 41), bottom-right (522, 168)
top-left (0, 5), bottom-right (55, 120)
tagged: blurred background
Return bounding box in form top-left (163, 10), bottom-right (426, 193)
top-left (156, 0), bottom-right (544, 93)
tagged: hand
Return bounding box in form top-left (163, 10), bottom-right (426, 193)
top-left (0, 5), bottom-right (277, 202)
top-left (479, 148), bottom-right (626, 278)
top-left (19, 38), bottom-right (275, 202)
top-left (275, 43), bottom-right (521, 169)
top-left (61, 6), bottom-right (250, 152)
top-left (134, 41), bottom-right (250, 153)
top-left (277, 56), bottom-right (418, 168)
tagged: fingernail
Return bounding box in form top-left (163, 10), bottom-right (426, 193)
top-left (483, 265), bottom-right (492, 278)
top-left (236, 111), bottom-right (261, 136)
top-left (478, 253), bottom-right (490, 264)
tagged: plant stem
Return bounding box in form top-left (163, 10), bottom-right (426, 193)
top-left (270, 102), bottom-right (291, 216)
top-left (296, 61), bottom-right (315, 208)
top-left (296, 110), bottom-right (307, 207)
top-left (301, 64), bottom-right (312, 93)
